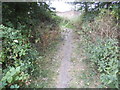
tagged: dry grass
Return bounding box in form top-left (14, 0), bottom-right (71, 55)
top-left (93, 14), bottom-right (118, 39)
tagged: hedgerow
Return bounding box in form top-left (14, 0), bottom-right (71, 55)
top-left (0, 2), bottom-right (61, 89)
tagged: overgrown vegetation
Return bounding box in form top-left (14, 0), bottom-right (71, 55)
top-left (74, 2), bottom-right (120, 88)
top-left (0, 1), bottom-right (120, 89)
top-left (0, 25), bottom-right (38, 88)
top-left (0, 2), bottom-right (61, 89)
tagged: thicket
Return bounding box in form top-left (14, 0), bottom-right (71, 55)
top-left (76, 3), bottom-right (120, 88)
top-left (0, 2), bottom-right (61, 88)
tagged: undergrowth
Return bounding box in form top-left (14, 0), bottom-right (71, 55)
top-left (29, 35), bottom-right (61, 88)
top-left (0, 25), bottom-right (39, 88)
top-left (59, 18), bottom-right (75, 29)
top-left (75, 9), bottom-right (119, 88)
top-left (0, 2), bottom-right (61, 89)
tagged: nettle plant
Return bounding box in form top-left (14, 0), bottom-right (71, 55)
top-left (0, 25), bottom-right (38, 88)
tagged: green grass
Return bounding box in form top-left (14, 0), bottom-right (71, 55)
top-left (59, 18), bottom-right (75, 29)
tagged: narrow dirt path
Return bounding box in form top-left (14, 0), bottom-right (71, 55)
top-left (55, 27), bottom-right (100, 88)
top-left (54, 11), bottom-right (100, 88)
top-left (56, 28), bottom-right (74, 88)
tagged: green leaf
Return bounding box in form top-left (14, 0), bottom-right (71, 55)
top-left (16, 66), bottom-right (20, 73)
top-left (0, 81), bottom-right (7, 88)
top-left (7, 77), bottom-right (13, 83)
top-left (1, 76), bottom-right (7, 81)
top-left (10, 84), bottom-right (19, 88)
top-left (10, 71), bottom-right (16, 76)
top-left (10, 67), bottom-right (15, 72)
top-left (10, 85), bottom-right (15, 88)
top-left (14, 84), bottom-right (20, 88)
top-left (15, 76), bottom-right (19, 81)
top-left (18, 76), bottom-right (23, 80)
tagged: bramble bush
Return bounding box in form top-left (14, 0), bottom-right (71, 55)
top-left (0, 2), bottom-right (61, 89)
top-left (0, 25), bottom-right (38, 88)
top-left (0, 2), bottom-right (62, 88)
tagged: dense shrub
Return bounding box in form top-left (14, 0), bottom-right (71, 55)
top-left (86, 38), bottom-right (119, 88)
top-left (0, 2), bottom-right (61, 89)
top-left (79, 9), bottom-right (119, 88)
top-left (0, 25), bottom-right (38, 88)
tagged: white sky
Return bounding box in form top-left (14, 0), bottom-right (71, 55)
top-left (50, 1), bottom-right (74, 12)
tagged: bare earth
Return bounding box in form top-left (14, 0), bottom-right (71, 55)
top-left (53, 11), bottom-right (100, 88)
top-left (55, 11), bottom-right (84, 88)
top-left (56, 28), bottom-right (74, 88)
